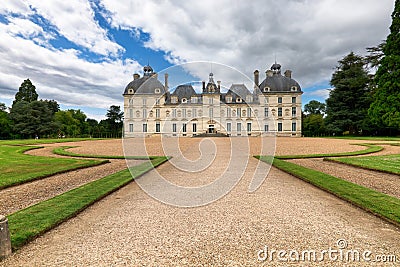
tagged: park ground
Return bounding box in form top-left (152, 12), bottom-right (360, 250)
top-left (1, 137), bottom-right (399, 266)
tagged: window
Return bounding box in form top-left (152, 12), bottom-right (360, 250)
top-left (226, 95), bottom-right (232, 103)
top-left (143, 123), bottom-right (147, 132)
top-left (156, 108), bottom-right (160, 118)
top-left (263, 87), bottom-right (270, 92)
top-left (129, 108), bottom-right (133, 119)
top-left (247, 122), bottom-right (252, 132)
top-left (156, 122), bottom-right (160, 133)
top-left (129, 98), bottom-right (133, 105)
top-left (209, 97), bottom-right (213, 104)
top-left (237, 108), bottom-right (241, 118)
top-left (182, 123), bottom-right (187, 133)
top-left (246, 95), bottom-right (253, 103)
top-left (264, 97), bottom-right (269, 104)
top-left (143, 98), bottom-right (147, 106)
top-left (292, 107), bottom-right (296, 117)
top-left (291, 86), bottom-right (297, 91)
top-left (278, 107), bottom-right (282, 117)
top-left (264, 124), bottom-right (269, 132)
top-left (247, 107), bottom-right (252, 117)
top-left (155, 88), bottom-right (160, 94)
top-left (227, 122), bottom-right (231, 132)
top-left (264, 108), bottom-right (269, 117)
top-left (192, 123), bottom-right (197, 132)
top-left (191, 97), bottom-right (197, 103)
top-left (128, 89), bottom-right (133, 94)
top-left (182, 109), bottom-right (186, 118)
top-left (171, 96), bottom-right (178, 104)
top-left (181, 98), bottom-right (187, 103)
top-left (143, 109), bottom-right (147, 119)
top-left (278, 97), bottom-right (282, 104)
top-left (172, 123), bottom-right (177, 133)
top-left (292, 97), bottom-right (296, 104)
top-left (227, 107), bottom-right (231, 118)
top-left (237, 122), bottom-right (242, 134)
top-left (192, 108), bottom-right (197, 118)
top-left (292, 122), bottom-right (297, 132)
top-left (172, 109), bottom-right (176, 118)
top-left (209, 108), bottom-right (213, 118)
top-left (129, 123), bottom-right (133, 132)
top-left (236, 97), bottom-right (242, 103)
top-left (278, 122), bottom-right (282, 132)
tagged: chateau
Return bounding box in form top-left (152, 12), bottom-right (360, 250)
top-left (123, 63), bottom-right (302, 137)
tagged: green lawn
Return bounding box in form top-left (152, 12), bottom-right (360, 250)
top-left (7, 156), bottom-right (168, 250)
top-left (0, 145), bottom-right (108, 189)
top-left (0, 137), bottom-right (102, 146)
top-left (325, 136), bottom-right (400, 141)
top-left (326, 154), bottom-right (400, 175)
top-left (256, 156), bottom-right (400, 227)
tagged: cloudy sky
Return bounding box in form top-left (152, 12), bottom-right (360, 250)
top-left (0, 0), bottom-right (394, 120)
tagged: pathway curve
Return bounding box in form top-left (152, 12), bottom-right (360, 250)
top-left (2, 138), bottom-right (399, 266)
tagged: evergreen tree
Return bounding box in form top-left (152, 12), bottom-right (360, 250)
top-left (368, 0), bottom-right (400, 131)
top-left (326, 52), bottom-right (371, 135)
top-left (14, 79), bottom-right (38, 105)
top-left (304, 100), bottom-right (326, 115)
top-left (105, 105), bottom-right (124, 137)
top-left (0, 103), bottom-right (12, 139)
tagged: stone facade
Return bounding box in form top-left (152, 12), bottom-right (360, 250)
top-left (123, 63), bottom-right (302, 137)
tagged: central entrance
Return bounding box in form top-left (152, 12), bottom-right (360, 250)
top-left (208, 125), bottom-right (215, 134)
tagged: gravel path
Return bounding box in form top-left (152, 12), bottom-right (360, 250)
top-left (288, 157), bottom-right (400, 199)
top-left (2, 138), bottom-right (399, 266)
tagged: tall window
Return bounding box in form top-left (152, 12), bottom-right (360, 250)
top-left (191, 97), bottom-right (197, 103)
top-left (247, 122), bottom-right (252, 132)
top-left (264, 124), bottom-right (269, 132)
top-left (142, 123), bottom-right (147, 132)
top-left (292, 97), bottom-right (296, 104)
top-left (278, 107), bottom-right (282, 117)
top-left (182, 123), bottom-right (187, 133)
top-left (209, 108), bottom-right (213, 118)
top-left (156, 108), bottom-right (160, 118)
top-left (143, 109), bottom-right (147, 119)
top-left (156, 98), bottom-right (160, 105)
top-left (247, 107), bottom-right (252, 117)
top-left (227, 107), bottom-right (231, 118)
top-left (292, 107), bottom-right (296, 117)
top-left (129, 123), bottom-right (133, 132)
top-left (237, 108), bottom-right (241, 118)
top-left (278, 97), bottom-right (282, 104)
top-left (192, 123), bottom-right (197, 132)
top-left (237, 122), bottom-right (242, 133)
top-left (209, 97), bottom-right (213, 104)
top-left (172, 123), bottom-right (177, 133)
top-left (172, 109), bottom-right (176, 118)
top-left (278, 122), bottom-right (282, 132)
top-left (142, 98), bottom-right (147, 106)
top-left (264, 107), bottom-right (269, 117)
top-left (227, 122), bottom-right (231, 132)
top-left (156, 122), bottom-right (160, 133)
top-left (192, 108), bottom-right (197, 118)
top-left (292, 122), bottom-right (297, 132)
top-left (129, 108), bottom-right (133, 119)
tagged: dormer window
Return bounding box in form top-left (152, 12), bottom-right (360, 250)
top-left (171, 96), bottom-right (178, 104)
top-left (246, 95), bottom-right (253, 103)
top-left (226, 95), bottom-right (232, 103)
top-left (181, 98), bottom-right (188, 103)
top-left (128, 89), bottom-right (134, 94)
top-left (154, 88), bottom-right (161, 94)
top-left (263, 87), bottom-right (270, 92)
top-left (291, 86), bottom-right (297, 91)
top-left (236, 97), bottom-right (242, 103)
top-left (191, 97), bottom-right (197, 103)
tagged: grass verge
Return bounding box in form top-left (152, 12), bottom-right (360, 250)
top-left (256, 156), bottom-right (400, 227)
top-left (53, 146), bottom-right (159, 160)
top-left (325, 154), bottom-right (400, 175)
top-left (275, 143), bottom-right (383, 159)
top-left (0, 145), bottom-right (108, 189)
top-left (7, 156), bottom-right (168, 251)
top-left (0, 138), bottom-right (102, 146)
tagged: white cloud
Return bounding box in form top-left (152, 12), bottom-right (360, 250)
top-left (100, 0), bottom-right (393, 88)
top-left (305, 88), bottom-right (331, 99)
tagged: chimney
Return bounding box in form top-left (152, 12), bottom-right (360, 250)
top-left (164, 73), bottom-right (169, 89)
top-left (284, 70), bottom-right (292, 78)
top-left (266, 70), bottom-right (273, 77)
top-left (254, 70), bottom-right (259, 87)
top-left (217, 80), bottom-right (221, 90)
top-left (133, 73), bottom-right (140, 80)
top-left (152, 73), bottom-right (158, 79)
top-left (202, 81), bottom-right (206, 91)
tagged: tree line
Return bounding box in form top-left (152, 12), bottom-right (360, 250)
top-left (303, 0), bottom-right (400, 137)
top-left (0, 79), bottom-right (123, 139)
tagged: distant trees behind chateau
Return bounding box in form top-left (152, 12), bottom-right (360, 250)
top-left (0, 79), bottom-right (123, 139)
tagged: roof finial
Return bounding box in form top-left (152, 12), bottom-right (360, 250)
top-left (274, 53), bottom-right (277, 64)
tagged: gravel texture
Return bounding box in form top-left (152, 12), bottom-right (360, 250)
top-left (1, 137), bottom-right (399, 266)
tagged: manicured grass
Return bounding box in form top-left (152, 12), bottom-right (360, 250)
top-left (0, 138), bottom-right (102, 146)
top-left (256, 156), bottom-right (400, 227)
top-left (0, 145), bottom-right (108, 189)
top-left (326, 154), bottom-right (400, 175)
top-left (53, 146), bottom-right (159, 160)
top-left (326, 136), bottom-right (400, 141)
top-left (7, 156), bottom-right (168, 251)
top-left (275, 143), bottom-right (383, 159)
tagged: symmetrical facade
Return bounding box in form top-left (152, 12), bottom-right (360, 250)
top-left (123, 63), bottom-right (302, 137)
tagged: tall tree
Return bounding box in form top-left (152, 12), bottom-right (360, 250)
top-left (368, 0), bottom-right (400, 130)
top-left (304, 100), bottom-right (326, 115)
top-left (14, 79), bottom-right (38, 105)
top-left (104, 105), bottom-right (123, 137)
top-left (326, 52), bottom-right (371, 135)
top-left (0, 103), bottom-right (12, 139)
